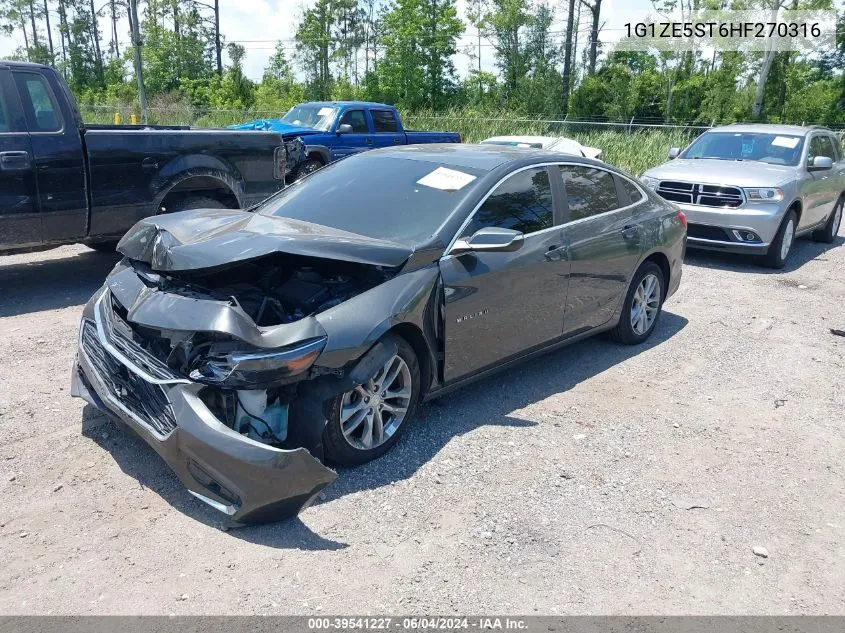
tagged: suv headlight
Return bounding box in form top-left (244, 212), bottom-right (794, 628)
top-left (189, 337), bottom-right (327, 389)
top-left (744, 187), bottom-right (783, 203)
top-left (641, 176), bottom-right (659, 190)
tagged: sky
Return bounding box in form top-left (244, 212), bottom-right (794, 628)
top-left (0, 0), bottom-right (658, 81)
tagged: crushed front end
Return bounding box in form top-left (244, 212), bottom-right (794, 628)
top-left (71, 252), bottom-right (402, 525)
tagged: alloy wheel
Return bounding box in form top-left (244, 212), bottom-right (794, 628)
top-left (833, 202), bottom-right (843, 237)
top-left (630, 273), bottom-right (661, 336)
top-left (340, 354), bottom-right (412, 450)
top-left (780, 218), bottom-right (795, 261)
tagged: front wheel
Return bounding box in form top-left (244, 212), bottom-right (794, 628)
top-left (762, 209), bottom-right (797, 269)
top-left (610, 261), bottom-right (665, 345)
top-left (323, 334), bottom-right (421, 467)
top-left (290, 158), bottom-right (323, 182)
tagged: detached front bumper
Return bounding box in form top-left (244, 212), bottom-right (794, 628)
top-left (674, 202), bottom-right (784, 255)
top-left (71, 292), bottom-right (337, 525)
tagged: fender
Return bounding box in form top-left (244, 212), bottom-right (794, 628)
top-left (151, 154), bottom-right (246, 210)
top-left (304, 144), bottom-right (332, 165)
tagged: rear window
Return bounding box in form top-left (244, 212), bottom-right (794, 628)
top-left (0, 88), bottom-right (9, 133)
top-left (258, 155), bottom-right (486, 245)
top-left (372, 110), bottom-right (399, 133)
top-left (620, 177), bottom-right (645, 204)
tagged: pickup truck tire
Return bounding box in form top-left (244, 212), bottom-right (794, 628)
top-left (812, 197), bottom-right (843, 243)
top-left (167, 196), bottom-right (227, 214)
top-left (762, 209), bottom-right (797, 269)
top-left (291, 158), bottom-right (323, 182)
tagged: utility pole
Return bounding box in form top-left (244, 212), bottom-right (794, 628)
top-left (129, 0), bottom-right (148, 121)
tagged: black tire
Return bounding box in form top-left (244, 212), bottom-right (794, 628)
top-left (87, 241), bottom-right (119, 253)
top-left (812, 197), bottom-right (843, 243)
top-left (762, 209), bottom-right (797, 269)
top-left (323, 334), bottom-right (421, 467)
top-left (291, 158), bottom-right (323, 182)
top-left (165, 196), bottom-right (226, 214)
top-left (610, 261), bottom-right (665, 345)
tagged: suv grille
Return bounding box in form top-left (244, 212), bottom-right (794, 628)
top-left (104, 295), bottom-right (180, 381)
top-left (80, 319), bottom-right (178, 437)
top-left (657, 181), bottom-right (744, 208)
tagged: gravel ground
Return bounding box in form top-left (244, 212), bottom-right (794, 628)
top-left (0, 232), bottom-right (843, 615)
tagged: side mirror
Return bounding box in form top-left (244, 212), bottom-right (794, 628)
top-left (337, 123), bottom-right (353, 135)
top-left (668, 147), bottom-right (680, 159)
top-left (451, 227), bottom-right (524, 255)
top-left (809, 155), bottom-right (833, 171)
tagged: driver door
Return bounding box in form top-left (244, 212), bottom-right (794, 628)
top-left (439, 166), bottom-right (570, 382)
top-left (333, 109), bottom-right (371, 160)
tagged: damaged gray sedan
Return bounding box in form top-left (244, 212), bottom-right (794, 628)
top-left (72, 144), bottom-right (686, 525)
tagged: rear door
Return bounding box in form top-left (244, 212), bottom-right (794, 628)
top-left (440, 165), bottom-right (570, 382)
top-left (558, 164), bottom-right (644, 335)
top-left (0, 68), bottom-right (40, 249)
top-left (804, 134), bottom-right (839, 228)
top-left (369, 109), bottom-right (404, 148)
top-left (12, 69), bottom-right (87, 242)
top-left (333, 109), bottom-right (372, 159)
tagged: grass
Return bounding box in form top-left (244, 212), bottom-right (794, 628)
top-left (79, 105), bottom-right (701, 176)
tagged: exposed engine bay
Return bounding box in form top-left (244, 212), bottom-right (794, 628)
top-left (142, 252), bottom-right (397, 327)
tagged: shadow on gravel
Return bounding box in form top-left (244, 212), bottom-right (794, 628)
top-left (80, 310), bottom-right (687, 548)
top-left (320, 310), bottom-right (688, 502)
top-left (81, 405), bottom-right (348, 551)
top-left (685, 234), bottom-right (844, 274)
top-left (0, 248), bottom-right (120, 317)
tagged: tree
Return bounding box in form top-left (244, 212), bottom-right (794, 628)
top-left (480, 0), bottom-right (531, 100)
top-left (561, 0), bottom-right (575, 114)
top-left (579, 0), bottom-right (602, 76)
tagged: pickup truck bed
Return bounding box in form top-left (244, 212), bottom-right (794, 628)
top-left (0, 61), bottom-right (289, 254)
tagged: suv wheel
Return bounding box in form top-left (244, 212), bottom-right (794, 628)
top-left (762, 210), bottom-right (797, 269)
top-left (812, 197), bottom-right (843, 243)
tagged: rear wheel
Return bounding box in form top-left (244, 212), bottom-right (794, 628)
top-left (762, 209), bottom-right (797, 269)
top-left (610, 261), bottom-right (665, 345)
top-left (812, 197), bottom-right (843, 243)
top-left (323, 334), bottom-right (421, 467)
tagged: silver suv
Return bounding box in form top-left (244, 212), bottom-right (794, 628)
top-left (641, 124), bottom-right (844, 268)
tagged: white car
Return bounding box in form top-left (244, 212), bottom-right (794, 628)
top-left (480, 135), bottom-right (603, 161)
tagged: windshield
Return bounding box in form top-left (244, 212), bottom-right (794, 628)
top-left (281, 105), bottom-right (337, 131)
top-left (257, 155), bottom-right (486, 244)
top-left (681, 131), bottom-right (804, 166)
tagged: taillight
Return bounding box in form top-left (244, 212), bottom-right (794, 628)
top-left (677, 211), bottom-right (688, 229)
top-left (273, 145), bottom-right (285, 181)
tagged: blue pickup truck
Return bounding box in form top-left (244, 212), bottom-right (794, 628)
top-left (231, 101), bottom-right (461, 180)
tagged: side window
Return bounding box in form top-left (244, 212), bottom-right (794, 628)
top-left (0, 87), bottom-right (9, 133)
top-left (834, 136), bottom-right (844, 162)
top-left (619, 176), bottom-right (645, 205)
top-left (339, 109), bottom-right (368, 134)
top-left (825, 135), bottom-right (840, 161)
top-left (462, 167), bottom-right (553, 237)
top-left (807, 135), bottom-right (835, 165)
top-left (372, 110), bottom-right (399, 133)
top-left (561, 165), bottom-right (619, 221)
top-left (13, 72), bottom-right (62, 132)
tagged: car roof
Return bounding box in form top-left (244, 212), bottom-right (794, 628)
top-left (299, 101), bottom-right (395, 109)
top-left (0, 60), bottom-right (52, 70)
top-left (482, 135), bottom-right (561, 147)
top-left (362, 143), bottom-right (603, 172)
top-left (711, 123), bottom-right (827, 136)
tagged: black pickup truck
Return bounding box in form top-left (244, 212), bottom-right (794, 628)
top-left (0, 61), bottom-right (289, 254)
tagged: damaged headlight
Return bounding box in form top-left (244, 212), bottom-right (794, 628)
top-left (189, 337), bottom-right (327, 389)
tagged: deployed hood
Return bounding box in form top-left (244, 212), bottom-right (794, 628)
top-left (644, 158), bottom-right (794, 187)
top-left (117, 208), bottom-right (414, 272)
top-left (228, 119), bottom-right (322, 137)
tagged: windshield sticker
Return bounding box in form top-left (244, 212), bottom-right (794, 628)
top-left (772, 136), bottom-right (800, 149)
top-left (317, 107), bottom-right (334, 116)
top-left (741, 141), bottom-right (753, 156)
top-left (417, 167), bottom-right (477, 191)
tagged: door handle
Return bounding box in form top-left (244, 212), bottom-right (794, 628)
top-left (392, 137), bottom-right (402, 144)
top-left (366, 137), bottom-right (374, 145)
top-left (141, 157), bottom-right (159, 171)
top-left (544, 244), bottom-right (567, 261)
top-left (621, 224), bottom-right (640, 239)
top-left (0, 151), bottom-right (31, 171)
